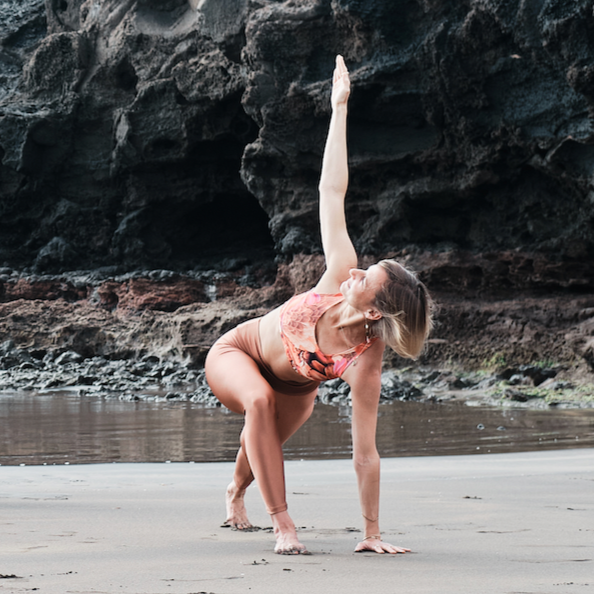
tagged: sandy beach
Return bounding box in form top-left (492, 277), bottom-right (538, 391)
top-left (2, 448), bottom-right (593, 594)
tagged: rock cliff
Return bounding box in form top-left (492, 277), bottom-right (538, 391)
top-left (1, 0), bottom-right (594, 385)
top-left (1, 0), bottom-right (593, 281)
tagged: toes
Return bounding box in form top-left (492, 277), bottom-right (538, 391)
top-left (222, 520), bottom-right (260, 532)
top-left (275, 545), bottom-right (309, 555)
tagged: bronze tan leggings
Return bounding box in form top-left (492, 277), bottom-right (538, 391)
top-left (205, 318), bottom-right (319, 515)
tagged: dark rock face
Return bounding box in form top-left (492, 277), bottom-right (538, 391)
top-left (0, 0), bottom-right (593, 288)
top-left (241, 0), bottom-right (594, 270)
top-left (1, 0), bottom-right (271, 272)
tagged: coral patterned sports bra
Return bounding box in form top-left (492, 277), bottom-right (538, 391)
top-left (279, 290), bottom-right (377, 382)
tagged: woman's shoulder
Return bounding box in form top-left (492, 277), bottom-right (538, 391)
top-left (341, 339), bottom-right (385, 385)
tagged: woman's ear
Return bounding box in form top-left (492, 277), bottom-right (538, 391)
top-left (365, 309), bottom-right (382, 321)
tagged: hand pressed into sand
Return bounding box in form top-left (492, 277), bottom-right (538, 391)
top-left (354, 537), bottom-right (411, 554)
top-left (223, 481), bottom-right (256, 530)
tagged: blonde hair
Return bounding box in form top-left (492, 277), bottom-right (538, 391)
top-left (372, 260), bottom-right (433, 359)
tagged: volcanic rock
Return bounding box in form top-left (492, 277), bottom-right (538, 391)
top-left (0, 1), bottom-right (594, 398)
top-left (0, 0), bottom-right (592, 285)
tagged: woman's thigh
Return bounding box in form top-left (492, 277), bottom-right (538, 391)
top-left (206, 339), bottom-right (318, 429)
top-left (205, 340), bottom-right (272, 414)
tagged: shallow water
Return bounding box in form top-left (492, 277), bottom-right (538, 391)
top-left (0, 391), bottom-right (593, 465)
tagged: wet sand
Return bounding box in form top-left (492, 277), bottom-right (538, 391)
top-left (2, 449), bottom-right (593, 593)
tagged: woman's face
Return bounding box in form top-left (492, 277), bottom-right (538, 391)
top-left (340, 264), bottom-right (388, 318)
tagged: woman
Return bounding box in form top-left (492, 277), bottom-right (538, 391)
top-left (205, 55), bottom-right (433, 555)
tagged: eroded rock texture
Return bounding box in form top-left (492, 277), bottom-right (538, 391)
top-left (0, 0), bottom-right (592, 286)
top-left (1, 0), bottom-right (270, 272)
top-left (1, 0), bottom-right (594, 383)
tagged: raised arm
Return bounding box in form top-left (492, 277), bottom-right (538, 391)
top-left (315, 55), bottom-right (358, 294)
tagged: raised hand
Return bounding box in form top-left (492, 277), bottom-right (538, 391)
top-left (331, 54), bottom-right (350, 109)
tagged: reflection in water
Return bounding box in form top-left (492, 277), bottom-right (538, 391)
top-left (0, 391), bottom-right (593, 465)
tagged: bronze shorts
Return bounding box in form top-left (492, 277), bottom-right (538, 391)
top-left (209, 318), bottom-right (319, 397)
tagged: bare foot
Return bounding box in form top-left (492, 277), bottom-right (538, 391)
top-left (222, 482), bottom-right (258, 531)
top-left (272, 511), bottom-right (309, 555)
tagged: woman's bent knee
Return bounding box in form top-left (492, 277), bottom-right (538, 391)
top-left (244, 390), bottom-right (277, 417)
